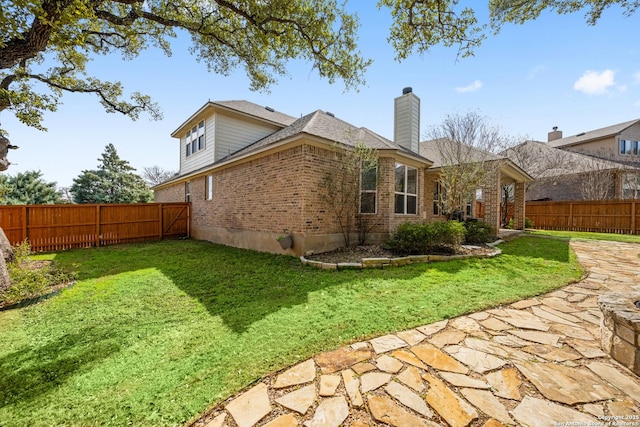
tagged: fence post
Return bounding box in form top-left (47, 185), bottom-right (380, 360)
top-left (158, 203), bottom-right (163, 240)
top-left (632, 200), bottom-right (637, 235)
top-left (95, 204), bottom-right (101, 247)
top-left (21, 205), bottom-right (27, 242)
top-left (568, 202), bottom-right (573, 230)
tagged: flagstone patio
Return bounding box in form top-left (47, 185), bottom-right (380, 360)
top-left (194, 239), bottom-right (640, 427)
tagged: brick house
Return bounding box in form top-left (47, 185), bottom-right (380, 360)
top-left (154, 89), bottom-right (530, 255)
top-left (502, 121), bottom-right (640, 201)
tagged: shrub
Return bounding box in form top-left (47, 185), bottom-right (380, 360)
top-left (385, 221), bottom-right (466, 255)
top-left (463, 221), bottom-right (497, 244)
top-left (525, 217), bottom-right (534, 228)
top-left (1, 241), bottom-right (75, 306)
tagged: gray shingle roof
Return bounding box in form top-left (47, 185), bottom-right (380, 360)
top-left (502, 140), bottom-right (638, 179)
top-left (227, 110), bottom-right (429, 161)
top-left (548, 118), bottom-right (640, 148)
top-left (213, 100), bottom-right (296, 126)
top-left (419, 138), bottom-right (503, 168)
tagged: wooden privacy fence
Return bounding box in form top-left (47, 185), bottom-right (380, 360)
top-left (0, 203), bottom-right (190, 252)
top-left (526, 200), bottom-right (640, 235)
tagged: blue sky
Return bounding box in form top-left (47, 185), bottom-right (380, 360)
top-left (3, 3), bottom-right (640, 188)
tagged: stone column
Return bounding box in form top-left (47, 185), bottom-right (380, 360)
top-left (482, 170), bottom-right (501, 233)
top-left (512, 182), bottom-right (526, 230)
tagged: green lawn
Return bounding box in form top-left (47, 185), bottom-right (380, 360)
top-left (0, 237), bottom-right (582, 426)
top-left (528, 229), bottom-right (640, 244)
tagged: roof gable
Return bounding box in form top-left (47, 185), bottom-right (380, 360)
top-left (548, 118), bottom-right (640, 148)
top-left (171, 100), bottom-right (296, 137)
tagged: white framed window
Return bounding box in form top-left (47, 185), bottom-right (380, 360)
top-left (185, 120), bottom-right (205, 157)
top-left (185, 182), bottom-right (191, 202)
top-left (205, 175), bottom-right (213, 200)
top-left (620, 139), bottom-right (639, 156)
top-left (433, 181), bottom-right (444, 216)
top-left (394, 163), bottom-right (418, 215)
top-left (360, 165), bottom-right (377, 214)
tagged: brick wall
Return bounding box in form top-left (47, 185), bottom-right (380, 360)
top-left (154, 183), bottom-right (185, 203)
top-left (154, 142), bottom-right (430, 252)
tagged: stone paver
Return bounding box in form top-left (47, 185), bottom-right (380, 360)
top-left (376, 354), bottom-right (404, 373)
top-left (512, 396), bottom-right (598, 427)
top-left (225, 383), bottom-right (271, 427)
top-left (274, 384), bottom-right (316, 414)
top-left (385, 381), bottom-right (434, 418)
top-left (370, 334), bottom-right (408, 354)
top-left (319, 374), bottom-right (340, 397)
top-left (273, 359), bottom-right (316, 388)
top-left (194, 240), bottom-right (640, 427)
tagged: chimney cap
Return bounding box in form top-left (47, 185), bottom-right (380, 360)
top-left (552, 126), bottom-right (558, 131)
top-left (402, 87), bottom-right (413, 95)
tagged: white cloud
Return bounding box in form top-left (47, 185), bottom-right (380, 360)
top-left (573, 69), bottom-right (616, 95)
top-left (455, 80), bottom-right (483, 93)
top-left (634, 72), bottom-right (640, 84)
top-left (527, 65), bottom-right (546, 79)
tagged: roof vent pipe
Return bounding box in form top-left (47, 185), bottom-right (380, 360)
top-left (265, 106), bottom-right (275, 112)
top-left (326, 111), bottom-right (335, 117)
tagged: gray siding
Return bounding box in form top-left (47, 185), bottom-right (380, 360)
top-left (180, 113), bottom-right (216, 175)
top-left (214, 113), bottom-right (280, 161)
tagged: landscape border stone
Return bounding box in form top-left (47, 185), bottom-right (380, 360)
top-left (300, 240), bottom-right (503, 270)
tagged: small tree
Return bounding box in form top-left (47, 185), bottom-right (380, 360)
top-left (428, 112), bottom-right (507, 219)
top-left (142, 166), bottom-right (177, 186)
top-left (0, 170), bottom-right (63, 205)
top-left (319, 141), bottom-right (378, 247)
top-left (70, 144), bottom-right (152, 204)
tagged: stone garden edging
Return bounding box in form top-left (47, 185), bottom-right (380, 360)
top-left (300, 240), bottom-right (503, 270)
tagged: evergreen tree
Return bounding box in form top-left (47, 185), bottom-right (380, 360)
top-left (70, 144), bottom-right (152, 204)
top-left (0, 170), bottom-right (63, 205)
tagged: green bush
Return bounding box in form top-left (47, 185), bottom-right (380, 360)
top-left (525, 217), bottom-right (534, 228)
top-left (385, 221), bottom-right (466, 255)
top-left (1, 241), bottom-right (75, 306)
top-left (463, 221), bottom-right (497, 244)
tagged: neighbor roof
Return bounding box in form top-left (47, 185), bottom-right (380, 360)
top-left (171, 100), bottom-right (296, 137)
top-left (548, 118), bottom-right (640, 148)
top-left (503, 140), bottom-right (638, 178)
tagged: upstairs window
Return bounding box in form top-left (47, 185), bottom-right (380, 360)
top-left (395, 163), bottom-right (418, 214)
top-left (620, 139), bottom-right (639, 156)
top-left (360, 165), bottom-right (377, 214)
top-left (185, 120), bottom-right (205, 157)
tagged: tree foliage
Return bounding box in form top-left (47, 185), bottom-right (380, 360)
top-left (489, 0), bottom-right (639, 27)
top-left (70, 143), bottom-right (152, 203)
top-left (142, 165), bottom-right (177, 186)
top-left (0, 170), bottom-right (63, 204)
top-left (319, 141), bottom-right (378, 248)
top-left (428, 111), bottom-right (510, 219)
top-left (1, 0), bottom-right (635, 171)
top-left (1, 0), bottom-right (369, 132)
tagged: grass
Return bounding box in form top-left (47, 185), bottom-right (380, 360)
top-left (528, 229), bottom-right (640, 244)
top-left (0, 236), bottom-right (582, 426)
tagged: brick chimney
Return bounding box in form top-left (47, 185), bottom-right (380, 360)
top-left (394, 87), bottom-right (420, 153)
top-left (548, 126), bottom-right (563, 142)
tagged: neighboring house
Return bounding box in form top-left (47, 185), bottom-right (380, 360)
top-left (502, 120), bottom-right (640, 201)
top-left (154, 89), bottom-right (530, 255)
top-left (548, 119), bottom-right (640, 167)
